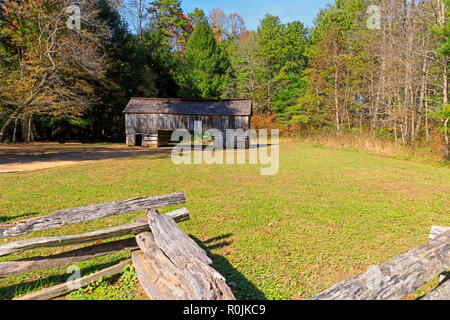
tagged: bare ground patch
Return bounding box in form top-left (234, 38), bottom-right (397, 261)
top-left (0, 142), bottom-right (172, 173)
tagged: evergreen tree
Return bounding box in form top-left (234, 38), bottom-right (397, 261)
top-left (148, 0), bottom-right (192, 52)
top-left (188, 8), bottom-right (208, 27)
top-left (249, 15), bottom-right (308, 114)
top-left (177, 20), bottom-right (231, 99)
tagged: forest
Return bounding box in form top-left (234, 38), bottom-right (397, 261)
top-left (0, 0), bottom-right (449, 160)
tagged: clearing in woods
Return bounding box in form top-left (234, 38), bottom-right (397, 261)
top-left (0, 141), bottom-right (448, 300)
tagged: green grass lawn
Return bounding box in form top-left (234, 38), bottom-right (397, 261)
top-left (0, 141), bottom-right (449, 300)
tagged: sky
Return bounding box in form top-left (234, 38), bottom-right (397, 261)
top-left (181, 0), bottom-right (332, 30)
top-left (123, 0), bottom-right (332, 33)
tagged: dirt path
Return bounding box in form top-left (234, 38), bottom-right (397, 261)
top-left (0, 143), bottom-right (172, 173)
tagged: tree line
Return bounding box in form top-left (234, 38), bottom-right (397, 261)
top-left (0, 0), bottom-right (448, 159)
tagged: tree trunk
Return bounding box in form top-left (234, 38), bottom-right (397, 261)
top-left (444, 118), bottom-right (449, 161)
top-left (0, 106), bottom-right (23, 142)
top-left (414, 43), bottom-right (428, 142)
top-left (443, 62), bottom-right (448, 106)
top-left (334, 68), bottom-right (340, 132)
top-left (12, 118), bottom-right (18, 143)
top-left (425, 98), bottom-right (430, 147)
top-left (27, 115), bottom-right (33, 143)
top-left (21, 115), bottom-right (33, 143)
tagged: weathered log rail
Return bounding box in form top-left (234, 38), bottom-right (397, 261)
top-left (0, 192), bottom-right (235, 300)
top-left (133, 209), bottom-right (234, 300)
top-left (312, 226), bottom-right (450, 300)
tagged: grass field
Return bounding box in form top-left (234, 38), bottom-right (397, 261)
top-left (0, 141), bottom-right (449, 300)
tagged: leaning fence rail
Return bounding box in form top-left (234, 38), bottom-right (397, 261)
top-left (0, 192), bottom-right (234, 300)
top-left (312, 227), bottom-right (450, 300)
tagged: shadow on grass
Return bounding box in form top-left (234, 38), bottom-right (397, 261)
top-left (0, 212), bottom-right (39, 223)
top-left (0, 258), bottom-right (128, 300)
top-left (0, 147), bottom-right (173, 166)
top-left (0, 143), bottom-right (273, 170)
top-left (190, 234), bottom-right (266, 300)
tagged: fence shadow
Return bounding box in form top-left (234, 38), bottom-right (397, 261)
top-left (0, 212), bottom-right (39, 224)
top-left (190, 234), bottom-right (266, 300)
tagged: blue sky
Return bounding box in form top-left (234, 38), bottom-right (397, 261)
top-left (123, 0), bottom-right (332, 32)
top-left (181, 0), bottom-right (332, 30)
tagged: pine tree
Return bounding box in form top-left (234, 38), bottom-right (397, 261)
top-left (148, 0), bottom-right (192, 52)
top-left (177, 20), bottom-right (231, 99)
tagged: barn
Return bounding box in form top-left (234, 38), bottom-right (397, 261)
top-left (123, 98), bottom-right (252, 148)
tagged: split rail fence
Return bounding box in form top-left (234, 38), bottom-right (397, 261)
top-left (1, 191), bottom-right (447, 301)
top-left (0, 192), bottom-right (235, 300)
top-left (312, 226), bottom-right (450, 300)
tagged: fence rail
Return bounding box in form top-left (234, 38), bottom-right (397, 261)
top-left (0, 192), bottom-right (235, 300)
top-left (0, 192), bottom-right (186, 238)
top-left (312, 227), bottom-right (450, 300)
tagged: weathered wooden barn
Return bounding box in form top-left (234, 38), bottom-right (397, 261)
top-left (123, 98), bottom-right (252, 147)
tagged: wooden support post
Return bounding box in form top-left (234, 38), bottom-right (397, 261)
top-left (133, 209), bottom-right (235, 300)
top-left (133, 234), bottom-right (194, 300)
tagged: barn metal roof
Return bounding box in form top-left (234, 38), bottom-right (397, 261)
top-left (123, 98), bottom-right (252, 116)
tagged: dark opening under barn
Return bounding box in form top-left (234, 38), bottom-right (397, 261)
top-left (123, 98), bottom-right (253, 148)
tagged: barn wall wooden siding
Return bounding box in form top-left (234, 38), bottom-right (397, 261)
top-left (125, 114), bottom-right (251, 147)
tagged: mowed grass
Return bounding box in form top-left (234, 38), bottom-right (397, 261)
top-left (0, 141), bottom-right (448, 300)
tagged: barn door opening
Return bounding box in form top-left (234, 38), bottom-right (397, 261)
top-left (135, 134), bottom-right (143, 147)
top-left (157, 130), bottom-right (171, 147)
